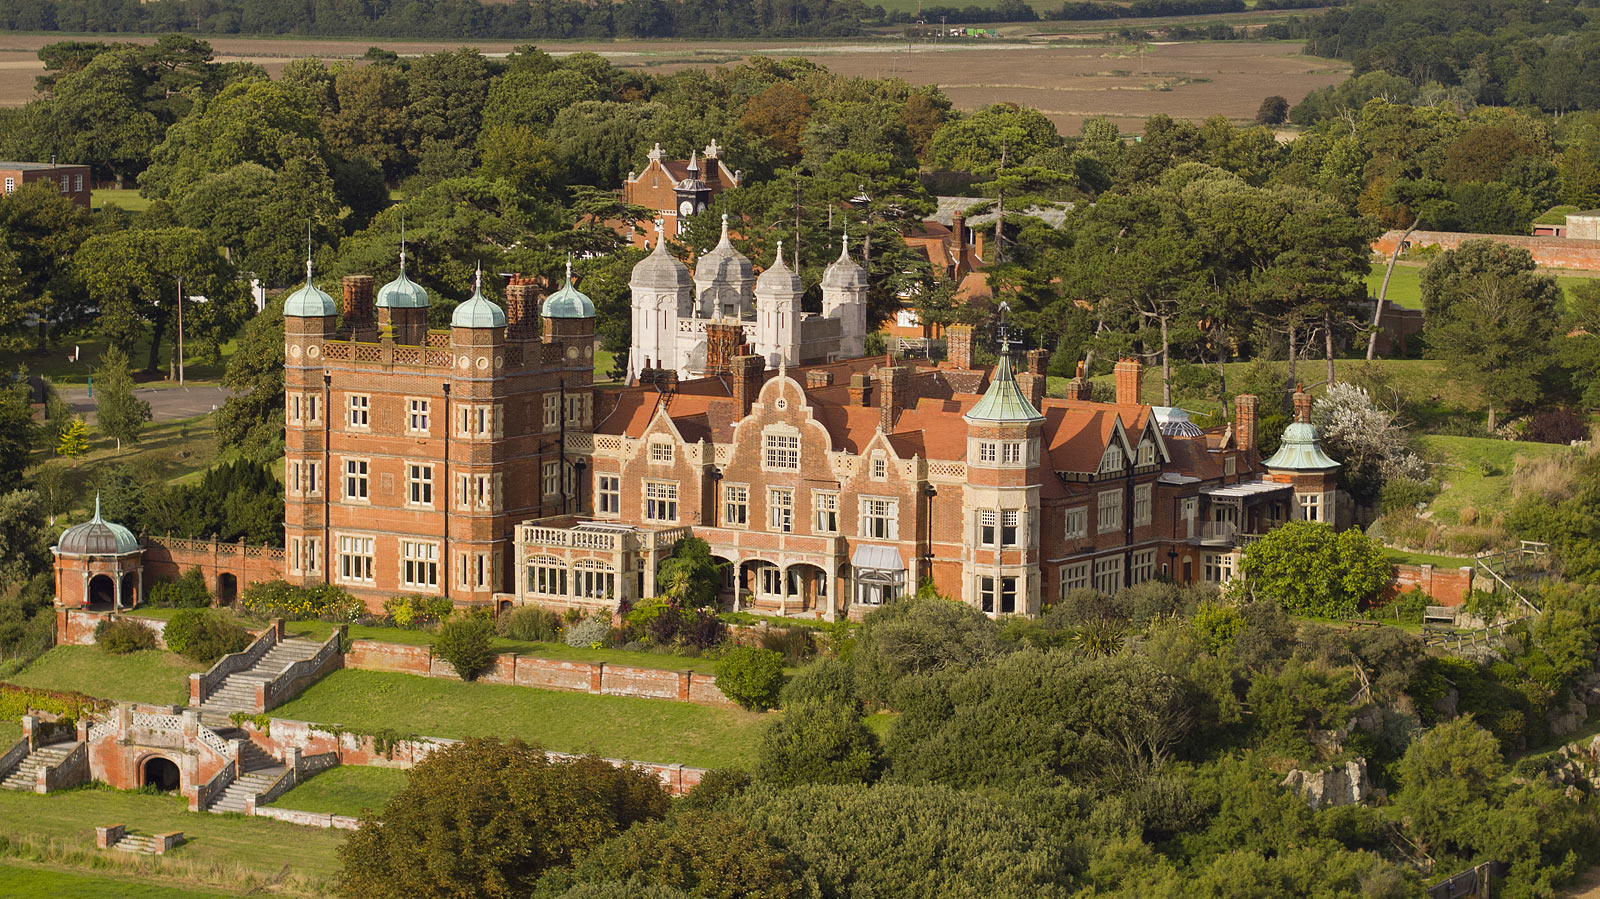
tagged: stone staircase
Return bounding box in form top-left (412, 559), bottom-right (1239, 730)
top-left (198, 638), bottom-right (325, 716)
top-left (203, 728), bottom-right (285, 814)
top-left (1, 742), bottom-right (78, 791)
top-left (112, 833), bottom-right (167, 854)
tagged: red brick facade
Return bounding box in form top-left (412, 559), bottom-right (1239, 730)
top-left (620, 142), bottom-right (740, 248)
top-left (0, 162), bottom-right (91, 208)
top-left (1373, 229), bottom-right (1600, 270)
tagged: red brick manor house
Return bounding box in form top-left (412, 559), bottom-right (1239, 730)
top-left (54, 245), bottom-right (1343, 621)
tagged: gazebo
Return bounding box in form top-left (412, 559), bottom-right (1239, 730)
top-left (52, 495), bottom-right (143, 610)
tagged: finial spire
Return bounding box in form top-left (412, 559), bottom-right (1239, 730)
top-left (719, 213), bottom-right (730, 243)
top-left (305, 220), bottom-right (313, 283)
top-left (565, 253), bottom-right (573, 283)
top-left (474, 261), bottom-right (482, 295)
top-left (775, 240), bottom-right (784, 266)
top-left (399, 213), bottom-right (407, 271)
top-left (93, 492), bottom-right (102, 522)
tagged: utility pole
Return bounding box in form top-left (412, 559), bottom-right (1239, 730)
top-left (176, 276), bottom-right (184, 385)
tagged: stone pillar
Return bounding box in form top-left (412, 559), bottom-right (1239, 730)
top-left (21, 715), bottom-right (38, 751)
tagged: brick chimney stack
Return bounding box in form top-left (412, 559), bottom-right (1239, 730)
top-left (877, 365), bottom-right (909, 432)
top-left (704, 320), bottom-right (744, 376)
top-left (1065, 360), bottom-right (1092, 401)
top-left (1114, 359), bottom-right (1143, 406)
top-left (505, 276), bottom-right (541, 339)
top-left (1293, 384), bottom-right (1312, 423)
top-left (1235, 393), bottom-right (1259, 453)
top-left (848, 372), bottom-right (870, 406)
top-left (341, 275), bottom-right (374, 336)
top-left (732, 354), bottom-right (765, 419)
top-left (1016, 348), bottom-right (1049, 409)
top-left (946, 324), bottom-right (975, 370)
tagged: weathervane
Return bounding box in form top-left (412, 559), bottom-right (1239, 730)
top-left (995, 301), bottom-right (1022, 359)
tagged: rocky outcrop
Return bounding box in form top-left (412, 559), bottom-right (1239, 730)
top-left (1281, 758), bottom-right (1374, 810)
top-left (1548, 691), bottom-right (1589, 739)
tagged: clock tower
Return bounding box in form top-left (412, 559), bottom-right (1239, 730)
top-left (673, 150), bottom-right (712, 223)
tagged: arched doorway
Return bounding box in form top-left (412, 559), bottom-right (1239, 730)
top-left (218, 573), bottom-right (237, 606)
top-left (119, 572), bottom-right (138, 608)
top-left (141, 756), bottom-right (180, 792)
top-left (87, 574), bottom-right (116, 610)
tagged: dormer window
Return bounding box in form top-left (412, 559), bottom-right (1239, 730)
top-left (1137, 440), bottom-right (1156, 466)
top-left (1098, 443), bottom-right (1123, 474)
top-left (871, 452), bottom-right (888, 480)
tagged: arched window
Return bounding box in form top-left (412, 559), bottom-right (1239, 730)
top-left (526, 556), bottom-right (566, 597)
top-left (1098, 443), bottom-right (1123, 474)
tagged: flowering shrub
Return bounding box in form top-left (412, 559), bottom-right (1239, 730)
top-left (385, 595), bottom-right (455, 630)
top-left (241, 580), bottom-right (364, 623)
top-left (564, 613), bottom-right (613, 648)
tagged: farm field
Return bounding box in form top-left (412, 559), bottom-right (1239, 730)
top-left (0, 787), bottom-right (345, 895)
top-left (8, 647), bottom-right (205, 707)
top-left (271, 667), bottom-right (768, 769)
top-left (0, 35), bottom-right (1347, 133)
top-left (267, 765), bottom-right (407, 818)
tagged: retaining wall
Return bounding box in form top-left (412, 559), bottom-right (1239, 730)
top-left (1390, 564), bottom-right (1476, 606)
top-left (55, 609), bottom-right (169, 649)
top-left (344, 639), bottom-right (734, 707)
top-left (1374, 230), bottom-right (1600, 270)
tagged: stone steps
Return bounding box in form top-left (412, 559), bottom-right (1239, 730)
top-left (0, 743), bottom-right (77, 792)
top-left (206, 767), bottom-right (286, 814)
top-left (197, 638), bottom-right (326, 714)
top-left (112, 834), bottom-right (165, 854)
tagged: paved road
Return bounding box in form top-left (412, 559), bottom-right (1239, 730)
top-left (59, 385), bottom-right (233, 424)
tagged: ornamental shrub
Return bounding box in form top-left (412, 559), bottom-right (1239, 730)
top-left (1192, 601), bottom-right (1246, 653)
top-left (0, 684), bottom-right (108, 728)
top-left (564, 613), bottom-right (613, 648)
top-left (755, 698), bottom-right (881, 787)
top-left (498, 606), bottom-right (563, 642)
top-left (163, 609), bottom-right (252, 663)
top-left (434, 614), bottom-right (497, 681)
top-left (1239, 521), bottom-right (1393, 619)
top-left (714, 646), bottom-right (785, 711)
top-left (241, 580), bottom-right (364, 622)
top-left (94, 617), bottom-right (158, 654)
top-left (148, 567), bottom-right (212, 608)
top-left (385, 595), bottom-right (455, 630)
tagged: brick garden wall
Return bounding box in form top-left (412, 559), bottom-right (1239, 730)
top-left (55, 609), bottom-right (168, 649)
top-left (141, 538), bottom-right (286, 601)
top-left (344, 639), bottom-right (734, 707)
top-left (1391, 563), bottom-right (1476, 606)
top-left (1374, 230), bottom-right (1600, 270)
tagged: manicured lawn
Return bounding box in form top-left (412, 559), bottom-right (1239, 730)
top-left (9, 647), bottom-right (204, 708)
top-left (1417, 434), bottom-right (1573, 526)
top-left (0, 862), bottom-right (232, 898)
top-left (0, 333), bottom-right (235, 385)
top-left (0, 787), bottom-right (345, 893)
top-left (1385, 548), bottom-right (1477, 569)
top-left (1366, 261), bottom-right (1600, 313)
top-left (268, 765), bottom-right (407, 818)
top-left (271, 668), bottom-right (767, 769)
top-left (90, 188), bottom-right (151, 213)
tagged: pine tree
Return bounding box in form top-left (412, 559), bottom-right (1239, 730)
top-left (56, 416), bottom-right (89, 459)
top-left (94, 345), bottom-right (151, 452)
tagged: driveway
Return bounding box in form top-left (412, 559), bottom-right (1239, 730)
top-left (59, 385), bottom-right (234, 424)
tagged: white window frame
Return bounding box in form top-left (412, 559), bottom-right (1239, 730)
top-left (978, 442), bottom-right (997, 463)
top-left (1093, 555), bottom-right (1123, 594)
top-left (343, 457), bottom-right (369, 503)
top-left (723, 483), bottom-right (749, 528)
top-left (337, 534), bottom-right (375, 585)
top-left (763, 431), bottom-right (800, 471)
top-left (1098, 443), bottom-right (1123, 474)
top-left (1131, 549), bottom-right (1156, 585)
top-left (596, 474), bottom-right (621, 515)
top-left (861, 496), bottom-right (898, 540)
top-left (768, 487), bottom-right (794, 533)
top-left (543, 393), bottom-right (560, 432)
top-left (1133, 483), bottom-right (1152, 527)
top-left (1138, 440), bottom-right (1156, 466)
top-left (1225, 455), bottom-right (1237, 477)
top-left (646, 481), bottom-right (679, 522)
top-left (400, 540), bottom-right (440, 590)
top-left (870, 452), bottom-right (888, 480)
top-left (1299, 493), bottom-right (1322, 522)
top-left (527, 556), bottom-right (567, 597)
top-left (1204, 552), bottom-right (1236, 583)
top-left (1059, 561), bottom-right (1091, 599)
top-left (1097, 490), bottom-right (1122, 534)
top-left (1001, 442), bottom-right (1022, 464)
top-left (407, 397), bottom-right (430, 434)
top-left (814, 491), bottom-right (839, 534)
top-left (347, 394), bottom-right (369, 429)
top-left (407, 463), bottom-right (434, 508)
top-left (1064, 506), bottom-right (1088, 540)
top-left (649, 440), bottom-right (674, 464)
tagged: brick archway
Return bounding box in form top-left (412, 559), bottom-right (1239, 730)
top-left (139, 754), bottom-right (181, 792)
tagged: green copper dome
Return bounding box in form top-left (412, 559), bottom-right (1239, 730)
top-left (283, 277), bottom-right (337, 318)
top-left (1263, 421), bottom-right (1340, 471)
top-left (965, 355), bottom-right (1044, 424)
top-left (542, 263), bottom-right (595, 319)
top-left (56, 494), bottom-right (139, 555)
top-left (376, 267), bottom-right (430, 309)
top-left (451, 271), bottom-right (507, 329)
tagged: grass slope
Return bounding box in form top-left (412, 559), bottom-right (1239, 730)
top-left (0, 857), bottom-right (233, 889)
top-left (271, 668), bottom-right (767, 769)
top-left (0, 862), bottom-right (232, 898)
top-left (0, 787), bottom-right (346, 891)
top-left (8, 647), bottom-right (204, 708)
top-left (1418, 434), bottom-right (1572, 526)
top-left (0, 333), bottom-right (236, 385)
top-left (90, 189), bottom-right (152, 213)
top-left (1366, 262), bottom-right (1600, 312)
top-left (268, 765), bottom-right (407, 818)
top-left (0, 720), bottom-right (20, 746)
top-left (41, 413), bottom-right (219, 528)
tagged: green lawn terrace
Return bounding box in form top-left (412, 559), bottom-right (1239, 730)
top-left (265, 764), bottom-right (406, 819)
top-left (0, 787), bottom-right (345, 896)
top-left (1364, 260), bottom-right (1600, 312)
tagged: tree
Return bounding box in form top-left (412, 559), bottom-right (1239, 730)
top-left (1312, 382), bottom-right (1426, 507)
top-left (30, 463), bottom-right (73, 525)
top-left (55, 416), bottom-right (88, 459)
top-left (433, 614), bottom-right (497, 681)
top-left (93, 345), bottom-right (150, 452)
top-left (0, 490), bottom-right (49, 585)
top-left (740, 82), bottom-right (812, 163)
top-left (553, 811), bottom-right (805, 899)
top-left (1425, 269), bottom-right (1558, 432)
top-left (851, 595), bottom-right (1003, 708)
top-left (1255, 95), bottom-right (1290, 126)
top-left (337, 738), bottom-right (668, 899)
top-left (1394, 717), bottom-right (1505, 858)
top-left (0, 377), bottom-right (39, 492)
top-left (214, 297), bottom-right (285, 462)
top-left (0, 179), bottom-right (92, 347)
top-left (1240, 521), bottom-right (1393, 619)
top-left (713, 647), bottom-right (785, 711)
top-left (756, 698), bottom-right (882, 787)
top-left (928, 103), bottom-right (1060, 172)
top-left (654, 537), bottom-right (721, 608)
